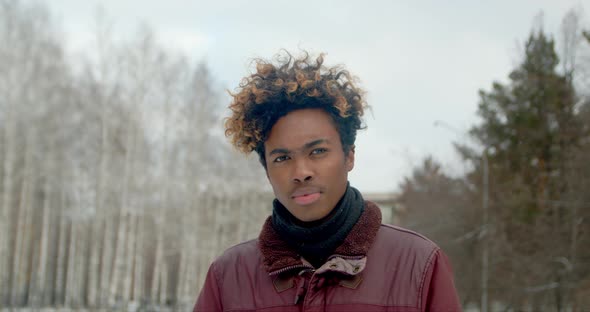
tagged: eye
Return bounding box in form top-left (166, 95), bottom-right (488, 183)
top-left (273, 155), bottom-right (290, 163)
top-left (311, 148), bottom-right (327, 155)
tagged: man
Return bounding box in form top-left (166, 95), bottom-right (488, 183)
top-left (194, 52), bottom-right (461, 311)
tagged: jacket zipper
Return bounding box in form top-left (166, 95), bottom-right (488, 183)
top-left (326, 254), bottom-right (365, 261)
top-left (269, 264), bottom-right (314, 276)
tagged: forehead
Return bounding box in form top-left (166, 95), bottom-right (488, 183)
top-left (264, 109), bottom-right (340, 149)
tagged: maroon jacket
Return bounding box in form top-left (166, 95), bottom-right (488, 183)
top-left (194, 201), bottom-right (461, 311)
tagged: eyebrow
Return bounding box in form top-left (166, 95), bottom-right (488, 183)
top-left (268, 139), bottom-right (329, 156)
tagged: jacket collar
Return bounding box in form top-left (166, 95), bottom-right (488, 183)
top-left (258, 201), bottom-right (382, 274)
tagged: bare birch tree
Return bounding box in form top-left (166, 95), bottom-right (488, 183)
top-left (0, 1), bottom-right (270, 309)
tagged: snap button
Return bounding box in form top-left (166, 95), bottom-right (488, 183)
top-left (353, 266), bottom-right (360, 273)
top-left (329, 264), bottom-right (338, 269)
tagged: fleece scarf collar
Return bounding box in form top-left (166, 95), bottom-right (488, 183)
top-left (259, 200), bottom-right (382, 274)
top-left (270, 185), bottom-right (364, 267)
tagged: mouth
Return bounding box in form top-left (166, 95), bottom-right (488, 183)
top-left (291, 188), bottom-right (321, 206)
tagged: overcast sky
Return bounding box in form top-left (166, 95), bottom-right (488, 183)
top-left (47, 0), bottom-right (585, 193)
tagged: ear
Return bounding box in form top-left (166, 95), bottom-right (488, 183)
top-left (345, 145), bottom-right (355, 172)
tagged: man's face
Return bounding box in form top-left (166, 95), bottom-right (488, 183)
top-left (264, 108), bottom-right (354, 222)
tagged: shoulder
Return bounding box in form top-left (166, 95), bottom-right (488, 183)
top-left (372, 228), bottom-right (461, 310)
top-left (362, 200), bottom-right (439, 258)
top-left (360, 221), bottom-right (455, 308)
top-left (378, 223), bottom-right (439, 252)
top-left (210, 239), bottom-right (262, 275)
top-left (219, 238), bottom-right (260, 258)
top-left (370, 223), bottom-right (441, 270)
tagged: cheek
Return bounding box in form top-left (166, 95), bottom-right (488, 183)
top-left (325, 160), bottom-right (350, 178)
top-left (267, 169), bottom-right (287, 190)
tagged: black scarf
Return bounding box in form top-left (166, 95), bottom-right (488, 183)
top-left (271, 183), bottom-right (365, 268)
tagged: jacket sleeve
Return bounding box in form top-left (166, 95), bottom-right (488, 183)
top-left (421, 249), bottom-right (462, 312)
top-left (194, 262), bottom-right (223, 312)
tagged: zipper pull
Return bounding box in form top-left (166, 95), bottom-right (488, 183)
top-left (294, 275), bottom-right (306, 305)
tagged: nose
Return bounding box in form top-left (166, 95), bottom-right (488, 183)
top-left (292, 159), bottom-right (313, 183)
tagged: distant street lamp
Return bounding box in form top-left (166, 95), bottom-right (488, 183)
top-left (433, 120), bottom-right (489, 312)
top-left (481, 148), bottom-right (489, 312)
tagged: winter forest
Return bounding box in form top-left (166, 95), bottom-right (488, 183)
top-left (1, 1), bottom-right (590, 311)
top-left (0, 1), bottom-right (272, 310)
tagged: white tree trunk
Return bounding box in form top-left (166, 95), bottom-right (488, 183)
top-left (71, 219), bottom-right (86, 308)
top-left (176, 230), bottom-right (187, 305)
top-left (10, 159), bottom-right (24, 306)
top-left (108, 208), bottom-right (127, 305)
top-left (65, 221), bottom-right (78, 307)
top-left (87, 209), bottom-right (101, 307)
top-left (122, 213), bottom-right (135, 301)
top-left (38, 173), bottom-right (51, 305)
top-left (151, 225), bottom-right (163, 304)
top-left (184, 195), bottom-right (199, 303)
top-left (214, 195), bottom-right (229, 256)
top-left (159, 260), bottom-right (168, 306)
top-left (88, 144), bottom-right (105, 308)
top-left (29, 162), bottom-right (51, 307)
top-left (196, 194), bottom-right (214, 285)
top-left (109, 120), bottom-right (136, 305)
top-left (0, 113), bottom-right (15, 305)
top-left (132, 214), bottom-right (144, 302)
top-left (98, 216), bottom-right (113, 305)
top-left (91, 49), bottom-right (112, 308)
top-left (237, 195), bottom-right (249, 242)
top-left (12, 130), bottom-right (35, 306)
top-left (54, 202), bottom-right (68, 305)
top-left (81, 220), bottom-right (91, 308)
top-left (27, 223), bottom-right (40, 307)
top-left (123, 115), bottom-right (141, 304)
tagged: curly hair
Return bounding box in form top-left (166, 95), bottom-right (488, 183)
top-left (224, 51), bottom-right (368, 167)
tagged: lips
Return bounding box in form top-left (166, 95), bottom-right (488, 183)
top-left (291, 187), bottom-right (321, 206)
